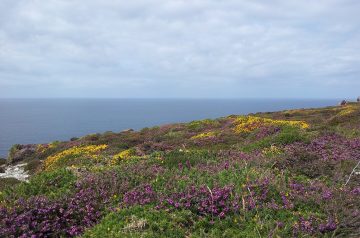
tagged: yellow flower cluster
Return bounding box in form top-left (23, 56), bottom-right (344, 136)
top-left (36, 142), bottom-right (58, 154)
top-left (234, 116), bottom-right (309, 134)
top-left (337, 106), bottom-right (356, 117)
top-left (111, 148), bottom-right (136, 165)
top-left (37, 144), bottom-right (48, 154)
top-left (190, 131), bottom-right (216, 140)
top-left (262, 145), bottom-right (282, 156)
top-left (44, 144), bottom-right (108, 170)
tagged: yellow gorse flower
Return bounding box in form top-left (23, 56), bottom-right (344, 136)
top-left (337, 105), bottom-right (356, 117)
top-left (190, 131), bottom-right (216, 140)
top-left (36, 144), bottom-right (48, 154)
top-left (262, 145), bottom-right (282, 156)
top-left (233, 116), bottom-right (309, 134)
top-left (36, 142), bottom-right (58, 154)
top-left (44, 144), bottom-right (108, 170)
top-left (111, 148), bottom-right (136, 165)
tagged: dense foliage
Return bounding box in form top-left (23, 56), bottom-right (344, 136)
top-left (1, 103), bottom-right (360, 237)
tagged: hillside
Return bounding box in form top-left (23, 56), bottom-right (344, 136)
top-left (1, 102), bottom-right (360, 237)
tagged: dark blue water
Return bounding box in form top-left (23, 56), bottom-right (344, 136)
top-left (0, 98), bottom-right (339, 157)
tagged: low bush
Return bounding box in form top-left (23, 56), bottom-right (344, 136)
top-left (82, 206), bottom-right (194, 238)
top-left (24, 159), bottom-right (42, 175)
top-left (273, 126), bottom-right (309, 145)
top-left (0, 158), bottom-right (6, 166)
top-left (0, 178), bottom-right (20, 191)
top-left (0, 169), bottom-right (76, 203)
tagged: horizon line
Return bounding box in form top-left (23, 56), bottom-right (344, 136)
top-left (0, 97), bottom-right (352, 100)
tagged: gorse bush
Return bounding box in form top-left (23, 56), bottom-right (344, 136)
top-left (191, 131), bottom-right (217, 140)
top-left (233, 116), bottom-right (309, 134)
top-left (44, 144), bottom-right (108, 170)
top-left (111, 148), bottom-right (137, 165)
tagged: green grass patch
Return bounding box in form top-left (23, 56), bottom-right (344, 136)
top-left (0, 169), bottom-right (76, 203)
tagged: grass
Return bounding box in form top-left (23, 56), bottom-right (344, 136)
top-left (0, 169), bottom-right (76, 204)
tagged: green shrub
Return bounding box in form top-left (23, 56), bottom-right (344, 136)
top-left (7, 144), bottom-right (22, 163)
top-left (241, 137), bottom-right (272, 152)
top-left (161, 150), bottom-right (217, 169)
top-left (0, 178), bottom-right (21, 191)
top-left (83, 205), bottom-right (299, 238)
top-left (162, 131), bottom-right (185, 140)
top-left (24, 159), bottom-right (42, 175)
top-left (242, 126), bottom-right (308, 152)
top-left (83, 133), bottom-right (101, 142)
top-left (273, 126), bottom-right (308, 145)
top-left (187, 119), bottom-right (220, 131)
top-left (82, 206), bottom-right (193, 238)
top-left (0, 169), bottom-right (76, 203)
top-left (0, 158), bottom-right (6, 166)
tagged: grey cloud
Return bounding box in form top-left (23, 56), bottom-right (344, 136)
top-left (0, 0), bottom-right (359, 98)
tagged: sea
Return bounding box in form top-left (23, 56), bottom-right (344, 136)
top-left (0, 98), bottom-right (340, 157)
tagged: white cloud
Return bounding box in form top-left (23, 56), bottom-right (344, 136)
top-left (0, 0), bottom-right (359, 98)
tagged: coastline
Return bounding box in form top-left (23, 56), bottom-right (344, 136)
top-left (1, 101), bottom-right (359, 237)
top-left (0, 98), bottom-right (340, 158)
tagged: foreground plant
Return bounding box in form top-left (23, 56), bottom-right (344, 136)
top-left (44, 144), bottom-right (108, 170)
top-left (233, 116), bottom-right (309, 134)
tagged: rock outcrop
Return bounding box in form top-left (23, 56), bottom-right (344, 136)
top-left (339, 100), bottom-right (347, 106)
top-left (8, 144), bottom-right (37, 164)
top-left (122, 128), bottom-right (134, 133)
top-left (0, 163), bottom-right (29, 181)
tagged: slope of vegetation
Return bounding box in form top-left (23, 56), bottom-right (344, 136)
top-left (1, 103), bottom-right (359, 237)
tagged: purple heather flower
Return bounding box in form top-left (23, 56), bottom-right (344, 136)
top-left (224, 161), bottom-right (229, 170)
top-left (351, 187), bottom-right (360, 195)
top-left (322, 190), bottom-right (332, 200)
top-left (277, 221), bottom-right (284, 228)
top-left (319, 219), bottom-right (337, 233)
top-left (178, 162), bottom-right (183, 171)
top-left (281, 193), bottom-right (294, 209)
top-left (299, 217), bottom-right (315, 234)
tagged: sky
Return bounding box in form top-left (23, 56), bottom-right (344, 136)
top-left (0, 0), bottom-right (359, 99)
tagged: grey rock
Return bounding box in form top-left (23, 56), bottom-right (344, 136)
top-left (0, 163), bottom-right (29, 181)
top-left (0, 167), bottom-right (5, 173)
top-left (122, 128), bottom-right (134, 133)
top-left (8, 144), bottom-right (37, 164)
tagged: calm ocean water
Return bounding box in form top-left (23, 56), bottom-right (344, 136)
top-left (0, 98), bottom-right (339, 157)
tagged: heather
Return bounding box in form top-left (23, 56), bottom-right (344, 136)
top-left (1, 103), bottom-right (360, 237)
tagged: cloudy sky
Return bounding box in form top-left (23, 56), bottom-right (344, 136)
top-left (0, 0), bottom-right (359, 98)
